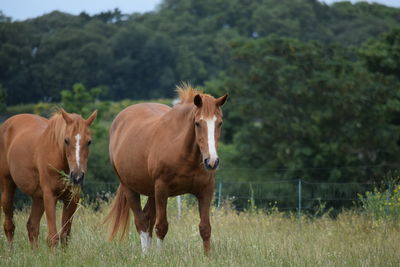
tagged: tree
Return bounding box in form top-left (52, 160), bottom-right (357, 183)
top-left (60, 83), bottom-right (104, 117)
top-left (360, 28), bottom-right (400, 79)
top-left (206, 36), bottom-right (400, 184)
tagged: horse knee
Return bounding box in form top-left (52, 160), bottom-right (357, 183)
top-left (155, 221), bottom-right (168, 240)
top-left (199, 223), bottom-right (211, 241)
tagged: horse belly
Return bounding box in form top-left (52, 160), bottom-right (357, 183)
top-left (10, 167), bottom-right (40, 196)
top-left (117, 164), bottom-right (154, 196)
top-left (7, 140), bottom-right (40, 196)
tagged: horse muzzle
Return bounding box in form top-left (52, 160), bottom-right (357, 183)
top-left (70, 171), bottom-right (85, 185)
top-left (204, 157), bottom-right (219, 170)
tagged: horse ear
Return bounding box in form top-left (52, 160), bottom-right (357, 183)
top-left (194, 94), bottom-right (202, 108)
top-left (60, 109), bottom-right (73, 125)
top-left (215, 94), bottom-right (228, 107)
top-left (86, 110), bottom-right (97, 126)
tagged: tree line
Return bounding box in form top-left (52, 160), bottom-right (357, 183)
top-left (1, 0), bottom-right (400, 105)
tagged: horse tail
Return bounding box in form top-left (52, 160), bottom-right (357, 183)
top-left (104, 184), bottom-right (131, 241)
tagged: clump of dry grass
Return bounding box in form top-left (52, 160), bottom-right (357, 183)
top-left (48, 164), bottom-right (81, 202)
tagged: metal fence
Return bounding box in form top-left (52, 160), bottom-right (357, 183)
top-left (214, 179), bottom-right (379, 213)
top-left (12, 178), bottom-right (396, 217)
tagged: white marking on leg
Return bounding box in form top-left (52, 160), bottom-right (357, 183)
top-left (205, 116), bottom-right (218, 166)
top-left (157, 238), bottom-right (163, 251)
top-left (75, 134), bottom-right (81, 168)
top-left (140, 231), bottom-right (151, 253)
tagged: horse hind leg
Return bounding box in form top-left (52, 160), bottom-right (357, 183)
top-left (123, 187), bottom-right (151, 253)
top-left (142, 197), bottom-right (156, 249)
top-left (26, 197), bottom-right (44, 248)
top-left (1, 176), bottom-right (17, 242)
top-left (143, 197), bottom-right (156, 236)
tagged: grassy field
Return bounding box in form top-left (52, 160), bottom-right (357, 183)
top-left (0, 201), bottom-right (399, 267)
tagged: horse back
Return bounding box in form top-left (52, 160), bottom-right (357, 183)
top-left (110, 103), bottom-right (170, 150)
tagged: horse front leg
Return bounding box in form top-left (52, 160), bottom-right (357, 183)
top-left (196, 183), bottom-right (214, 256)
top-left (60, 196), bottom-right (79, 246)
top-left (43, 189), bottom-right (59, 247)
top-left (26, 196), bottom-right (44, 248)
top-left (154, 180), bottom-right (169, 251)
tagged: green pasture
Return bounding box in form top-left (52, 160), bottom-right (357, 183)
top-left (1, 200), bottom-right (399, 267)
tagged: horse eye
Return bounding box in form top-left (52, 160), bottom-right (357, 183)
top-left (195, 122), bottom-right (200, 127)
top-left (87, 140), bottom-right (92, 146)
top-left (64, 138), bottom-right (69, 145)
top-left (218, 122), bottom-right (223, 127)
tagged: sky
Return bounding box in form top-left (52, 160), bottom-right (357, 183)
top-left (1, 0), bottom-right (399, 21)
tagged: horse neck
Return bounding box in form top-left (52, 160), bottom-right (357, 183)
top-left (41, 117), bottom-right (68, 168)
top-left (164, 104), bottom-right (201, 164)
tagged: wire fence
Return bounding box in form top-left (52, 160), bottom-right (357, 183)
top-left (12, 178), bottom-right (398, 217)
top-left (214, 179), bottom-right (377, 212)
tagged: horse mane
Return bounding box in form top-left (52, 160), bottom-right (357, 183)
top-left (47, 111), bottom-right (67, 154)
top-left (176, 82), bottom-right (207, 104)
top-left (175, 82), bottom-right (220, 118)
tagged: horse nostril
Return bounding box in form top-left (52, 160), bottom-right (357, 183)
top-left (204, 158), bottom-right (209, 167)
top-left (70, 172), bottom-right (85, 184)
top-left (214, 158), bottom-right (220, 168)
top-left (75, 172), bottom-right (85, 184)
top-left (70, 172), bottom-right (77, 180)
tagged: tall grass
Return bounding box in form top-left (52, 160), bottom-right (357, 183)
top-left (0, 200), bottom-right (399, 266)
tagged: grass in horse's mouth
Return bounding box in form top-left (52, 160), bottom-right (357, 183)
top-left (48, 164), bottom-right (81, 202)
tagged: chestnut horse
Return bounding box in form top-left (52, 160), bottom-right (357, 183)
top-left (106, 84), bottom-right (228, 254)
top-left (0, 109), bottom-right (97, 247)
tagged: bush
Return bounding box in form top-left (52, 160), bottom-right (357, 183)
top-left (359, 183), bottom-right (400, 220)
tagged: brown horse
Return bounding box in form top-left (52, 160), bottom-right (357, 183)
top-left (105, 84), bottom-right (228, 255)
top-left (0, 109), bottom-right (97, 247)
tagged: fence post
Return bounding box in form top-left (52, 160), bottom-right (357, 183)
top-left (386, 182), bottom-right (391, 218)
top-left (298, 179), bottom-right (302, 220)
top-left (217, 182), bottom-right (222, 209)
top-left (177, 195), bottom-right (182, 219)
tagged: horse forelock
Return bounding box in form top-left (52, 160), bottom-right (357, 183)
top-left (48, 112), bottom-right (89, 154)
top-left (198, 95), bottom-right (222, 119)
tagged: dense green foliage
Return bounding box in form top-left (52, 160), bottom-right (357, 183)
top-left (1, 0), bottom-right (400, 105)
top-left (207, 35), bottom-right (400, 183)
top-left (359, 183), bottom-right (400, 220)
top-left (2, 0), bottom-right (400, 209)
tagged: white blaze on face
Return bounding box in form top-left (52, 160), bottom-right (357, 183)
top-left (205, 115), bottom-right (218, 165)
top-left (75, 134), bottom-right (81, 168)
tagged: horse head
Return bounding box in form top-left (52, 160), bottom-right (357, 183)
top-left (60, 109), bottom-right (97, 184)
top-left (193, 93), bottom-right (228, 170)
